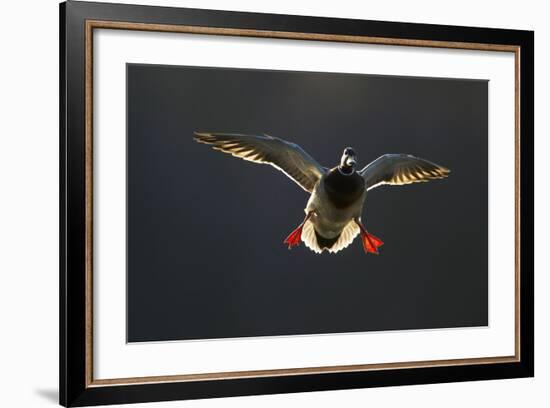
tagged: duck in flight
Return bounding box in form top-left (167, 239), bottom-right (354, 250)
top-left (193, 132), bottom-right (450, 255)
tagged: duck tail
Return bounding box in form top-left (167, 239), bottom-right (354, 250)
top-left (314, 231), bottom-right (340, 251)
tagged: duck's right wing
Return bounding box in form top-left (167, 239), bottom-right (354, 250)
top-left (194, 132), bottom-right (325, 193)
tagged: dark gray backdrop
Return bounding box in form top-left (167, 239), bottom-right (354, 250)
top-left (127, 63), bottom-right (488, 342)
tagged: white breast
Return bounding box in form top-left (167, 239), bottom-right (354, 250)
top-left (301, 180), bottom-right (366, 253)
top-left (307, 180), bottom-right (365, 227)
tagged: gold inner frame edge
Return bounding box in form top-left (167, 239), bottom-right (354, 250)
top-left (84, 20), bottom-right (522, 388)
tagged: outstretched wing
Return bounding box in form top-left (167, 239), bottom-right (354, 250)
top-left (360, 154), bottom-right (450, 191)
top-left (193, 132), bottom-right (325, 193)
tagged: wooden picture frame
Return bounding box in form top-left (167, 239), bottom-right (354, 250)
top-left (60, 1), bottom-right (534, 406)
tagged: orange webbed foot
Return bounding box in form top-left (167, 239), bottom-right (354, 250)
top-left (360, 231), bottom-right (384, 254)
top-left (284, 226), bottom-right (303, 249)
top-left (283, 212), bottom-right (313, 250)
top-left (355, 218), bottom-right (384, 255)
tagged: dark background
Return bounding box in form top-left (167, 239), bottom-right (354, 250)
top-left (127, 64), bottom-right (488, 342)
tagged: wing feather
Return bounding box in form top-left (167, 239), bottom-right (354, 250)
top-left (360, 154), bottom-right (450, 191)
top-left (194, 132), bottom-right (325, 192)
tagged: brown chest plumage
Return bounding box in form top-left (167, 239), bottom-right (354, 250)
top-left (323, 168), bottom-right (365, 209)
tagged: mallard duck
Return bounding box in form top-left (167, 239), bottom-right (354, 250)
top-left (193, 132), bottom-right (450, 255)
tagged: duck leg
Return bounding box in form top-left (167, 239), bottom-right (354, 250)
top-left (284, 212), bottom-right (313, 249)
top-left (354, 218), bottom-right (384, 255)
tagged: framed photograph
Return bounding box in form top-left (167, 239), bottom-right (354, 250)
top-left (60, 1), bottom-right (534, 406)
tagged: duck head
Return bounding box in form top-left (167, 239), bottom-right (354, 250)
top-left (339, 147), bottom-right (357, 175)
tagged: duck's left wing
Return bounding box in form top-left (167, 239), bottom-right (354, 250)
top-left (360, 154), bottom-right (450, 191)
top-left (194, 132), bottom-right (325, 193)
